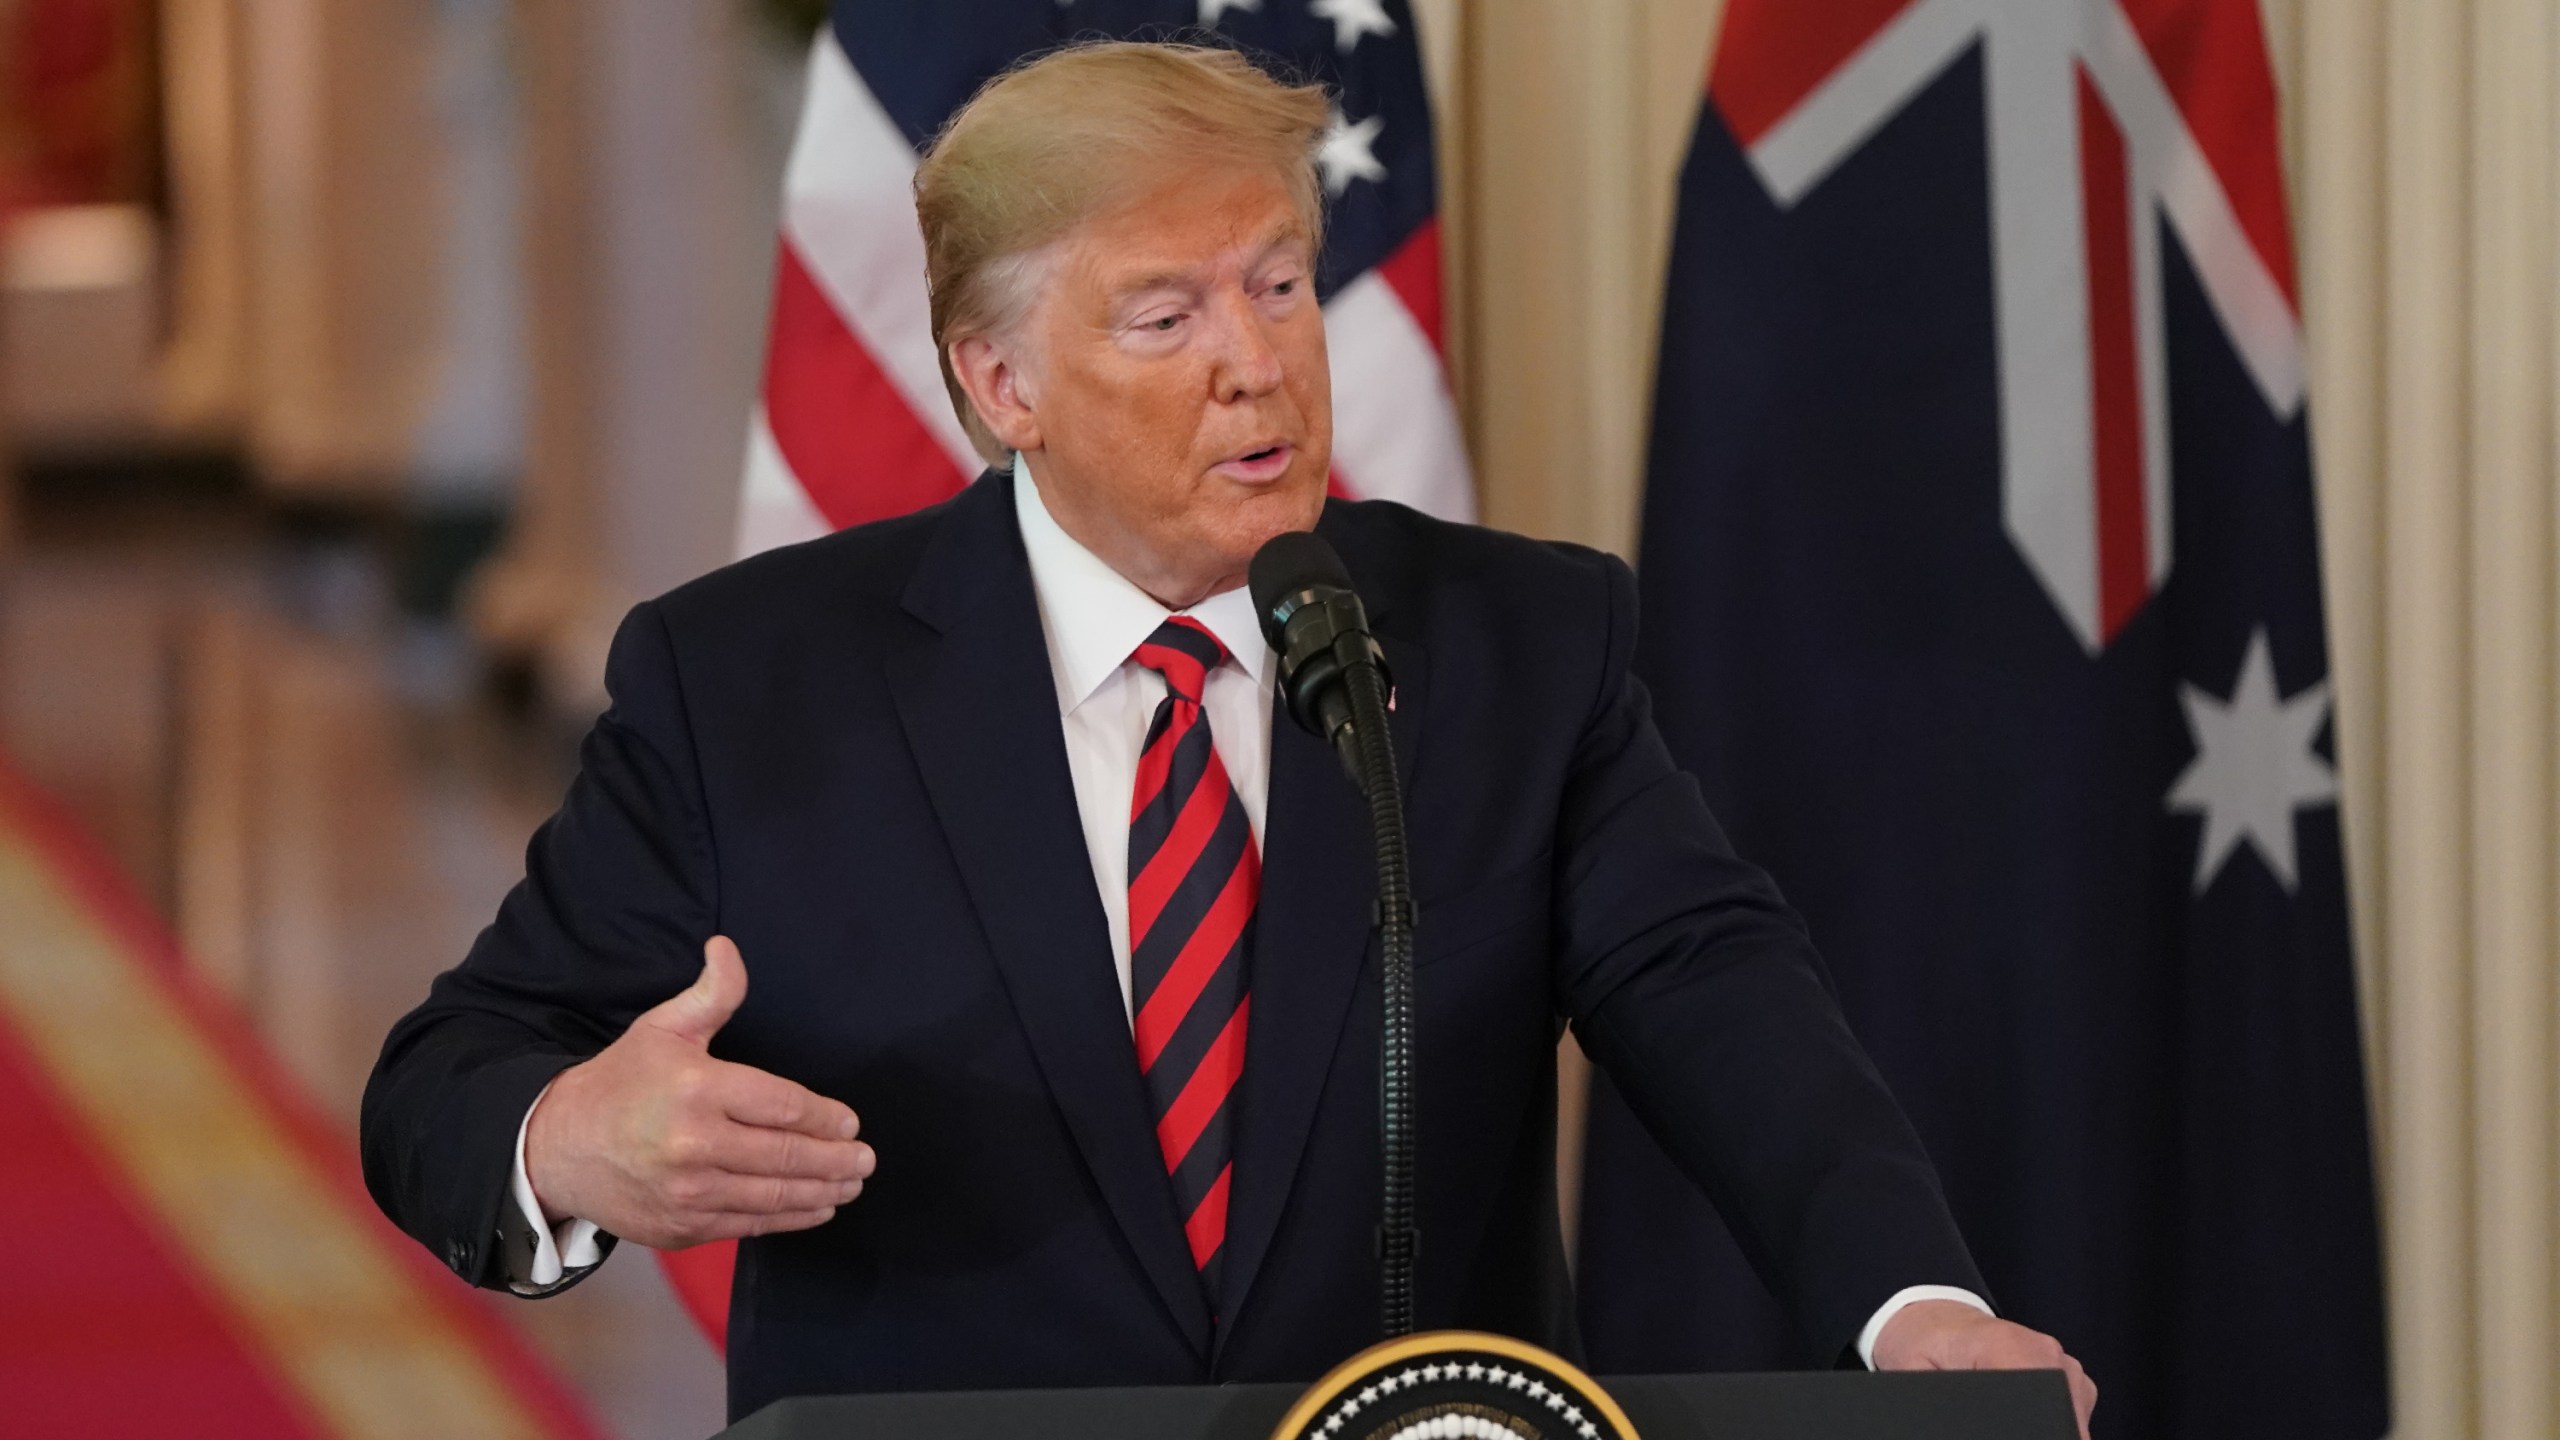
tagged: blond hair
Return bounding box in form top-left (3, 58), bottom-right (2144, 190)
top-left (914, 41), bottom-right (1332, 465)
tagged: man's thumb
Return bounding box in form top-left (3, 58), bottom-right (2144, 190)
top-left (638, 935), bottom-right (748, 1046)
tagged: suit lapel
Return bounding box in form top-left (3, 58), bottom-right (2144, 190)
top-left (1218, 508), bottom-right (1429, 1346)
top-left (887, 474), bottom-right (1214, 1356)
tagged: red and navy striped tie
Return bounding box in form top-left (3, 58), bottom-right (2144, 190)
top-left (1127, 616), bottom-right (1256, 1306)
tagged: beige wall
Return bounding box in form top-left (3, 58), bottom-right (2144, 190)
top-left (1427, 3), bottom-right (2560, 1436)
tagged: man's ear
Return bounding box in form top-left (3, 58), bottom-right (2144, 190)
top-left (949, 333), bottom-right (1042, 455)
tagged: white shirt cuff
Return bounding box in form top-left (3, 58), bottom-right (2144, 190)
top-left (506, 1080), bottom-right (603, 1292)
top-left (1855, 1284), bottom-right (1995, 1368)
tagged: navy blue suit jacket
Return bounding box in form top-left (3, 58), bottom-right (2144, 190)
top-left (361, 470), bottom-right (1983, 1419)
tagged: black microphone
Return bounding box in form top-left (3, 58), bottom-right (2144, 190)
top-left (1249, 532), bottom-right (1389, 784)
top-left (1248, 531), bottom-right (1420, 1340)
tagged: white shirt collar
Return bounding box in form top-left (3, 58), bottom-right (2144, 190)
top-left (1012, 452), bottom-right (1276, 716)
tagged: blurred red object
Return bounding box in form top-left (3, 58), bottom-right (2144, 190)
top-left (3, 0), bottom-right (151, 216)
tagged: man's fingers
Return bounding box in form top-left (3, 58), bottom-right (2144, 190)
top-left (668, 1172), bottom-right (864, 1215)
top-left (2065, 1361), bottom-right (2097, 1440)
top-left (677, 1207), bottom-right (842, 1244)
top-left (634, 936), bottom-right (750, 1048)
top-left (693, 1122), bottom-right (876, 1183)
top-left (714, 1063), bottom-right (860, 1140)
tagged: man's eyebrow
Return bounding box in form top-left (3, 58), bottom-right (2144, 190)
top-left (1110, 266), bottom-right (1201, 300)
top-left (1107, 226), bottom-right (1313, 303)
top-left (1251, 223), bottom-right (1313, 264)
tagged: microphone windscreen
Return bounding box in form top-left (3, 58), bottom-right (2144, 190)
top-left (1249, 531), bottom-right (1355, 652)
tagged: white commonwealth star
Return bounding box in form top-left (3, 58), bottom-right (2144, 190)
top-left (1318, 108), bottom-right (1388, 196)
top-left (2166, 628), bottom-right (2338, 894)
top-left (1311, 0), bottom-right (1396, 52)
top-left (1199, 0), bottom-right (1259, 24)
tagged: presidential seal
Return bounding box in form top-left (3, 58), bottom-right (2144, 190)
top-left (1268, 1331), bottom-right (1640, 1440)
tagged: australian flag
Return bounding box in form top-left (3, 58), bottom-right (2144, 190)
top-left (1575, 3), bottom-right (2390, 1437)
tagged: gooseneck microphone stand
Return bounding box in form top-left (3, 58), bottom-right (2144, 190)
top-left (1251, 534), bottom-right (1419, 1338)
top-left (1342, 657), bottom-right (1419, 1337)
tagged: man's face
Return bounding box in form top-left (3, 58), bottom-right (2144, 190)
top-left (1009, 167), bottom-right (1332, 606)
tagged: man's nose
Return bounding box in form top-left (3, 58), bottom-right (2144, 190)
top-left (1207, 288), bottom-right (1286, 402)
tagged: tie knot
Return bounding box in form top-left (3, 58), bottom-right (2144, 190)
top-left (1133, 617), bottom-right (1228, 704)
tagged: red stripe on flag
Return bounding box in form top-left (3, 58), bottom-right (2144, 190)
top-left (1708, 0), bottom-right (1921, 146)
top-left (762, 239), bottom-right (971, 529)
top-left (1134, 851), bottom-right (1259, 1072)
top-left (2114, 0), bottom-right (2298, 305)
top-left (1153, 999), bottom-right (1249, 1170)
top-left (1184, 1164), bottom-right (1233, 1268)
top-left (1373, 219), bottom-right (1446, 355)
top-left (1127, 746), bottom-right (1237, 945)
top-left (2080, 66), bottom-right (2150, 644)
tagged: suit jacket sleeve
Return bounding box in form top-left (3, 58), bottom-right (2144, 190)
top-left (1553, 554), bottom-right (1988, 1362)
top-left (360, 599), bottom-right (717, 1291)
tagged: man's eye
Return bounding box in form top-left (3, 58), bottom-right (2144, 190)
top-left (1147, 314), bottom-right (1182, 332)
top-left (1271, 278), bottom-right (1299, 297)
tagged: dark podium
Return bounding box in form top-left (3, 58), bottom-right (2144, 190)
top-left (714, 1370), bottom-right (2079, 1439)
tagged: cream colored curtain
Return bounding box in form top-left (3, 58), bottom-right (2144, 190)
top-left (2264, 1), bottom-right (2560, 1435)
top-left (1423, 1), bottom-right (2560, 1434)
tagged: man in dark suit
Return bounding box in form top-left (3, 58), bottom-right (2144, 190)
top-left (361, 40), bottom-right (2094, 1430)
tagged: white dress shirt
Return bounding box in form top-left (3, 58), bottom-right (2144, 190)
top-left (1010, 455), bottom-right (1277, 1016)
top-left (503, 457), bottom-right (1988, 1361)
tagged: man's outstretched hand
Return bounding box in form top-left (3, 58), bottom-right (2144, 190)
top-left (1871, 1300), bottom-right (2097, 1439)
top-left (523, 936), bottom-right (876, 1249)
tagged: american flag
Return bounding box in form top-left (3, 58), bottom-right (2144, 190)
top-left (734, 0), bottom-right (1473, 561)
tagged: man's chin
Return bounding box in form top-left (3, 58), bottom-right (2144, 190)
top-left (1185, 465), bottom-right (1326, 576)
top-left (1266, 462), bottom-right (1331, 525)
top-left (1233, 509), bottom-right (1325, 571)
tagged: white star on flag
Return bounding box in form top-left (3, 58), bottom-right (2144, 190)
top-left (2166, 628), bottom-right (2338, 894)
top-left (1310, 0), bottom-right (1397, 52)
top-left (1318, 108), bottom-right (1387, 196)
top-left (1198, 0), bottom-right (1259, 24)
